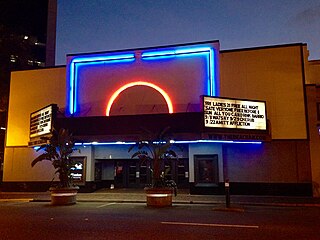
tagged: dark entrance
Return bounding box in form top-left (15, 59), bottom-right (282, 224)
top-left (96, 158), bottom-right (189, 189)
top-left (194, 154), bottom-right (219, 187)
top-left (114, 159), bottom-right (151, 188)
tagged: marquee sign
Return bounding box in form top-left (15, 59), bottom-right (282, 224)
top-left (66, 41), bottom-right (219, 117)
top-left (29, 104), bottom-right (57, 140)
top-left (203, 96), bottom-right (267, 130)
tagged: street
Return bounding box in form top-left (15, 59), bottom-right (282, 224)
top-left (0, 201), bottom-right (319, 240)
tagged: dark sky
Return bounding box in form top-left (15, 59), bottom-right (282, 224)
top-left (0, 0), bottom-right (47, 40)
top-left (56, 0), bottom-right (320, 65)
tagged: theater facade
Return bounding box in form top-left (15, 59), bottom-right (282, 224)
top-left (3, 41), bottom-right (320, 196)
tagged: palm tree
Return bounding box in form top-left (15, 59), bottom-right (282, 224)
top-left (129, 127), bottom-right (178, 190)
top-left (31, 128), bottom-right (78, 188)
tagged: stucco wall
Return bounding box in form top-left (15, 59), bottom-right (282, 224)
top-left (306, 85), bottom-right (320, 196)
top-left (223, 140), bottom-right (311, 183)
top-left (6, 67), bottom-right (66, 147)
top-left (220, 45), bottom-right (307, 140)
top-left (307, 60), bottom-right (320, 85)
top-left (4, 67), bottom-right (66, 182)
top-left (4, 147), bottom-right (55, 181)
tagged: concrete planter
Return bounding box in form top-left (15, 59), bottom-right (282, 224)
top-left (145, 187), bottom-right (174, 207)
top-left (49, 186), bottom-right (79, 206)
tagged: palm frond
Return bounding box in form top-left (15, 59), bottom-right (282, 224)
top-left (31, 153), bottom-right (53, 167)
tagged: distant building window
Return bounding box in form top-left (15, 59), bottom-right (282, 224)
top-left (10, 55), bottom-right (17, 63)
top-left (317, 103), bottom-right (320, 121)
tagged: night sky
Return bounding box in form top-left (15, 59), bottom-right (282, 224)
top-left (56, 0), bottom-right (320, 65)
top-left (0, 0), bottom-right (47, 41)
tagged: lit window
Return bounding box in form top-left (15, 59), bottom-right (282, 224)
top-left (35, 42), bottom-right (45, 47)
top-left (24, 35), bottom-right (29, 40)
top-left (10, 55), bottom-right (17, 63)
top-left (35, 61), bottom-right (45, 67)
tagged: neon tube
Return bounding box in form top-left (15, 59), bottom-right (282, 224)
top-left (141, 46), bottom-right (216, 96)
top-left (74, 140), bottom-right (262, 146)
top-left (106, 81), bottom-right (173, 116)
top-left (68, 53), bottom-right (135, 115)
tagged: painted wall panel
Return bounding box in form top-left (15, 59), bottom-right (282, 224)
top-left (220, 45), bottom-right (307, 139)
top-left (6, 67), bottom-right (66, 147)
top-left (224, 141), bottom-right (310, 183)
top-left (4, 147), bottom-right (55, 181)
top-left (306, 60), bottom-right (320, 84)
top-left (306, 85), bottom-right (320, 196)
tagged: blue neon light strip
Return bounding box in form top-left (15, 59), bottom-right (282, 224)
top-left (68, 45), bottom-right (217, 115)
top-left (74, 140), bottom-right (262, 146)
top-left (75, 142), bottom-right (136, 146)
top-left (141, 47), bottom-right (216, 96)
top-left (68, 53), bottom-right (135, 115)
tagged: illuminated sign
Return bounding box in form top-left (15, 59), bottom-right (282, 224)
top-left (106, 81), bottom-right (173, 116)
top-left (29, 104), bottom-right (57, 139)
top-left (140, 46), bottom-right (216, 96)
top-left (203, 96), bottom-right (267, 130)
top-left (70, 157), bottom-right (86, 185)
top-left (68, 53), bottom-right (135, 115)
top-left (67, 43), bottom-right (218, 116)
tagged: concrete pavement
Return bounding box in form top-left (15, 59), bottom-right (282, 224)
top-left (1, 188), bottom-right (320, 207)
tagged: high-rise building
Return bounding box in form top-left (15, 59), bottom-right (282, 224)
top-left (0, 0), bottom-right (49, 182)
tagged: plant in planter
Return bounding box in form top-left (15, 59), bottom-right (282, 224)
top-left (129, 128), bottom-right (179, 207)
top-left (31, 128), bottom-right (79, 205)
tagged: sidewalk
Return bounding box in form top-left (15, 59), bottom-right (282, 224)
top-left (1, 188), bottom-right (320, 207)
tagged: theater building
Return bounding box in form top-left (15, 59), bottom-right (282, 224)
top-left (3, 41), bottom-right (320, 196)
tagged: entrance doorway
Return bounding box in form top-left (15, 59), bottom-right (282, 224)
top-left (114, 159), bottom-right (151, 188)
top-left (194, 154), bottom-right (219, 187)
top-left (96, 158), bottom-right (189, 189)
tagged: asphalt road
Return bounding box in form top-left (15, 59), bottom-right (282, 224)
top-left (0, 201), bottom-right (319, 240)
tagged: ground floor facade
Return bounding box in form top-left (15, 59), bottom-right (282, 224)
top-left (3, 42), bottom-right (318, 196)
top-left (3, 137), bottom-right (312, 196)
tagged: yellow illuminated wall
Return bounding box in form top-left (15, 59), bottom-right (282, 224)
top-left (6, 67), bottom-right (66, 147)
top-left (306, 60), bottom-right (320, 196)
top-left (220, 44), bottom-right (308, 140)
top-left (4, 67), bottom-right (66, 182)
top-left (307, 60), bottom-right (320, 85)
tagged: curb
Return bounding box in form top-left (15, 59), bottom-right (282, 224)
top-left (0, 198), bottom-right (34, 202)
top-left (26, 198), bottom-right (320, 207)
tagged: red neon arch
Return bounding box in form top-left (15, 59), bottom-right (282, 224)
top-left (106, 81), bottom-right (173, 116)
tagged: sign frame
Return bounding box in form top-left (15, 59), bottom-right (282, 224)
top-left (202, 96), bottom-right (267, 131)
top-left (28, 104), bottom-right (58, 146)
